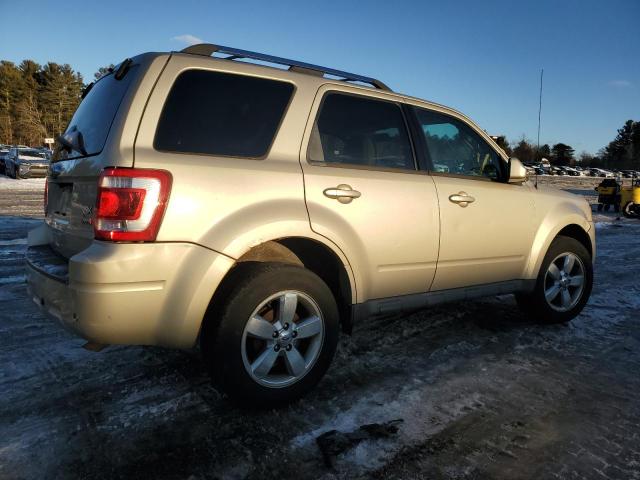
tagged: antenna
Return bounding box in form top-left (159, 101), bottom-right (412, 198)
top-left (535, 68), bottom-right (544, 189)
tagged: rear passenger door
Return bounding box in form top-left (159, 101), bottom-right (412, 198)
top-left (300, 86), bottom-right (440, 302)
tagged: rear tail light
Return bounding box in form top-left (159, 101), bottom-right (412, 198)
top-left (94, 167), bottom-right (172, 241)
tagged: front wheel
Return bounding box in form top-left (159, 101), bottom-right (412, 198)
top-left (201, 262), bottom-right (340, 407)
top-left (516, 236), bottom-right (593, 324)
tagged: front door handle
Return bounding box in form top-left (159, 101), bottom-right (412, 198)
top-left (323, 184), bottom-right (362, 204)
top-left (448, 191), bottom-right (475, 207)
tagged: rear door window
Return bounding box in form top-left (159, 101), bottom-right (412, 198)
top-left (154, 70), bottom-right (294, 158)
top-left (307, 92), bottom-right (415, 171)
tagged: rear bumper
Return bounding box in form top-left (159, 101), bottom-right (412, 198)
top-left (25, 226), bottom-right (235, 348)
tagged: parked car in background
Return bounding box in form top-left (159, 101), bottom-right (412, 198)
top-left (5, 147), bottom-right (51, 179)
top-left (564, 167), bottom-right (581, 176)
top-left (0, 147), bottom-right (10, 175)
top-left (589, 168), bottom-right (614, 178)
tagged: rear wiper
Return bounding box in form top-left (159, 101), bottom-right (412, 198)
top-left (56, 127), bottom-right (88, 158)
top-left (81, 81), bottom-right (94, 99)
top-left (114, 58), bottom-right (132, 80)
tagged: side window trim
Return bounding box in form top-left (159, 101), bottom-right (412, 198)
top-left (402, 104), bottom-right (431, 172)
top-left (306, 90), bottom-right (419, 173)
top-left (408, 105), bottom-right (508, 182)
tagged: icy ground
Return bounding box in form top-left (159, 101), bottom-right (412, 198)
top-left (1, 176), bottom-right (640, 479)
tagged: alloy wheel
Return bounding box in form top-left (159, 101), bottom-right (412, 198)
top-left (241, 290), bottom-right (324, 388)
top-left (544, 252), bottom-right (586, 312)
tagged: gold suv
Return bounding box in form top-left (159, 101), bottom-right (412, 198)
top-left (26, 44), bottom-right (595, 406)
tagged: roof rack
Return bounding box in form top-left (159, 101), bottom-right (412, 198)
top-left (180, 43), bottom-right (391, 92)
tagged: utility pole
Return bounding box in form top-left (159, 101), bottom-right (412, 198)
top-left (537, 68), bottom-right (544, 161)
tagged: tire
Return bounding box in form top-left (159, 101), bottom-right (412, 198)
top-left (516, 236), bottom-right (593, 324)
top-left (201, 262), bottom-right (340, 407)
top-left (597, 203), bottom-right (603, 211)
top-left (604, 203), bottom-right (610, 211)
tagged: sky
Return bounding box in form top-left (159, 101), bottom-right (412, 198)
top-left (1, 0), bottom-right (638, 154)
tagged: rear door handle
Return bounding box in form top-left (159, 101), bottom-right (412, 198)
top-left (323, 184), bottom-right (361, 204)
top-left (448, 191), bottom-right (475, 207)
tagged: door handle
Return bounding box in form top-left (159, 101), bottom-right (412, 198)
top-left (323, 184), bottom-right (361, 204)
top-left (448, 191), bottom-right (475, 207)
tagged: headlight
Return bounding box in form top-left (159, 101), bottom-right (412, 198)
top-left (19, 164), bottom-right (29, 171)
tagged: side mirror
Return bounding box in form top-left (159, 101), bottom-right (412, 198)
top-left (508, 158), bottom-right (527, 183)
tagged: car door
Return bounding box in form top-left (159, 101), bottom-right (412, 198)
top-left (409, 105), bottom-right (535, 291)
top-left (299, 86), bottom-right (440, 302)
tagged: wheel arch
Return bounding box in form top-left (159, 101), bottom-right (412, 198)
top-left (525, 211), bottom-right (594, 281)
top-left (556, 224), bottom-right (593, 258)
top-left (205, 237), bottom-right (356, 335)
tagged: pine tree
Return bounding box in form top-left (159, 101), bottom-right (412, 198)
top-left (629, 121), bottom-right (640, 169)
top-left (603, 120), bottom-right (634, 169)
top-left (551, 143), bottom-right (575, 166)
top-left (15, 94), bottom-right (45, 146)
top-left (39, 63), bottom-right (83, 139)
top-left (15, 60), bottom-right (45, 144)
top-left (0, 61), bottom-right (23, 144)
top-left (511, 137), bottom-right (535, 164)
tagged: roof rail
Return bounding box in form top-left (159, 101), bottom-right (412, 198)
top-left (180, 43), bottom-right (391, 91)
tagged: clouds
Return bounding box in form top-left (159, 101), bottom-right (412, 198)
top-left (608, 80), bottom-right (632, 88)
top-left (171, 34), bottom-right (204, 46)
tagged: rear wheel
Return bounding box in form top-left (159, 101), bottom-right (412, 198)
top-left (516, 236), bottom-right (593, 324)
top-left (201, 262), bottom-right (340, 407)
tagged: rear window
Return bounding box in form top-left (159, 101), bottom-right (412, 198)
top-left (58, 67), bottom-right (138, 160)
top-left (154, 70), bottom-right (294, 158)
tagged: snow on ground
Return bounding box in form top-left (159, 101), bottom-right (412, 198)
top-left (0, 176), bottom-right (46, 190)
top-left (0, 174), bottom-right (639, 479)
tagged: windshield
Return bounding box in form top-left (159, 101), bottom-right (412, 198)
top-left (57, 66), bottom-right (138, 160)
top-left (18, 149), bottom-right (48, 159)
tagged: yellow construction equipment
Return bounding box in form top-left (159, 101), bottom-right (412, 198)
top-left (620, 176), bottom-right (640, 218)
